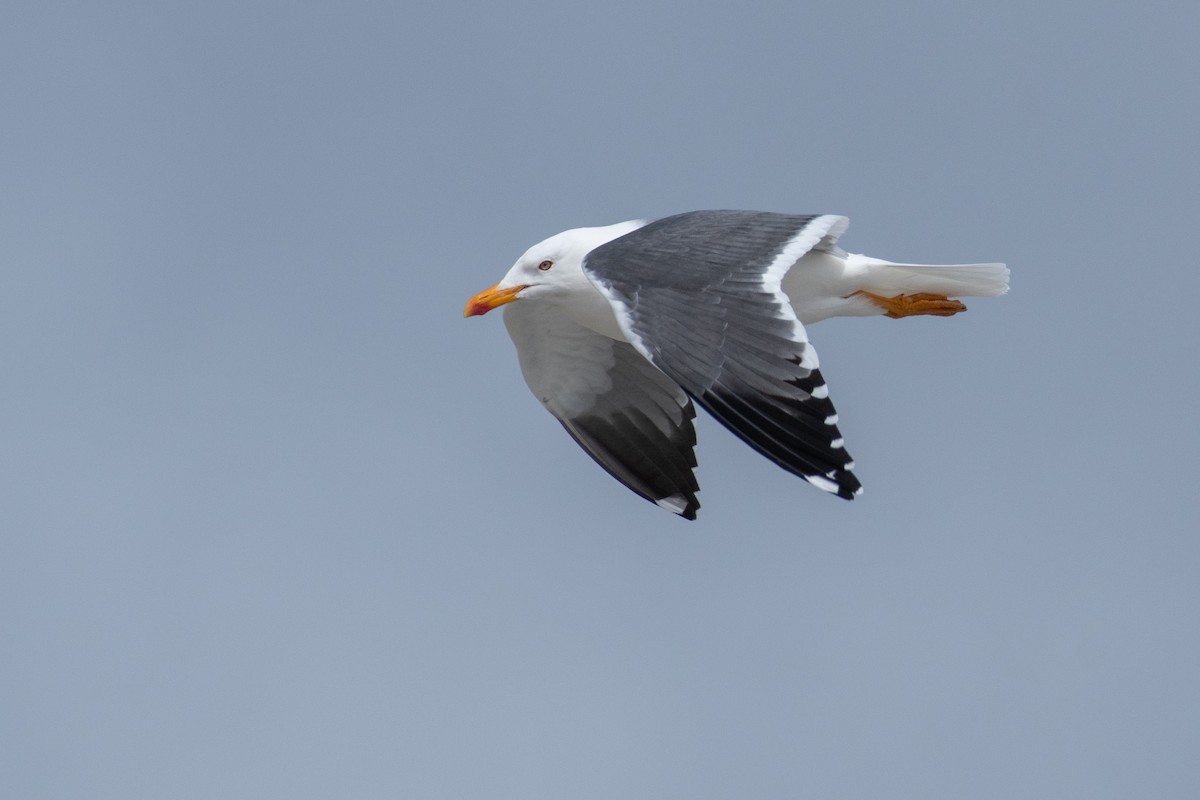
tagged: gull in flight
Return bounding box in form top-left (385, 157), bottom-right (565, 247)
top-left (465, 210), bottom-right (1007, 519)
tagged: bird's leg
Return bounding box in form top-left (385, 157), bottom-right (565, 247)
top-left (849, 290), bottom-right (967, 319)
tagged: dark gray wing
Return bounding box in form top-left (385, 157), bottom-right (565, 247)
top-left (503, 301), bottom-right (701, 519)
top-left (583, 210), bottom-right (862, 499)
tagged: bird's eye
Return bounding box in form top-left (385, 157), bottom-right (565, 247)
top-left (537, 260), bottom-right (553, 271)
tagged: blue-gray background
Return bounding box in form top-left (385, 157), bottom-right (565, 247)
top-left (3, 2), bottom-right (1197, 798)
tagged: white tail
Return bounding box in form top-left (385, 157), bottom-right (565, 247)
top-left (851, 255), bottom-right (1010, 298)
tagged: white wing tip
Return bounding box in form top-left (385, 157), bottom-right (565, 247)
top-left (655, 494), bottom-right (690, 514)
top-left (805, 470), bottom-right (863, 498)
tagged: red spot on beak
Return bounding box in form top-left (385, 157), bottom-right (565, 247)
top-left (463, 283), bottom-right (526, 317)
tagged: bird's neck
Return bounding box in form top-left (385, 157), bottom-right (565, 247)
top-left (555, 284), bottom-right (627, 341)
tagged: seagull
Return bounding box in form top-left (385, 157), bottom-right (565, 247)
top-left (465, 210), bottom-right (1007, 520)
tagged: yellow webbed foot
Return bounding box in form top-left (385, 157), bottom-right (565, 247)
top-left (850, 290), bottom-right (968, 319)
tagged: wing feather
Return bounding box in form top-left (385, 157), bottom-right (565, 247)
top-left (503, 301), bottom-right (701, 518)
top-left (584, 210), bottom-right (861, 499)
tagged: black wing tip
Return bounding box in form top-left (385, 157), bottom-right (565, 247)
top-left (560, 410), bottom-right (700, 522)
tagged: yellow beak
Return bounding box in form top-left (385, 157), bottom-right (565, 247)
top-left (463, 283), bottom-right (526, 317)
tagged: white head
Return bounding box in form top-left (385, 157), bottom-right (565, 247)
top-left (464, 220), bottom-right (644, 317)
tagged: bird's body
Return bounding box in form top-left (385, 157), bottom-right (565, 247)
top-left (465, 210), bottom-right (1007, 519)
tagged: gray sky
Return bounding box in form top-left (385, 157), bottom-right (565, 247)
top-left (3, 2), bottom-right (1198, 798)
